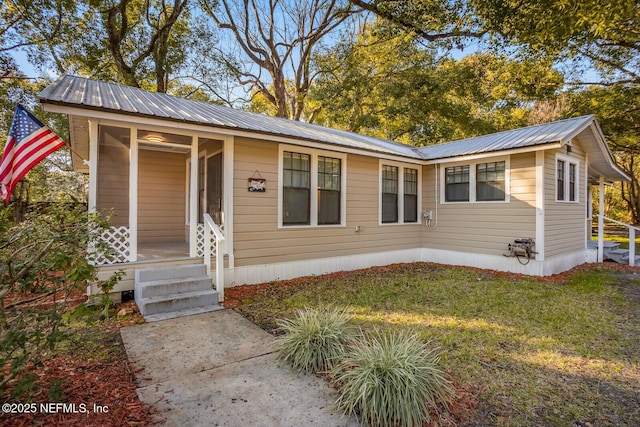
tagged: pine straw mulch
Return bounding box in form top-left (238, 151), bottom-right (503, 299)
top-left (0, 301), bottom-right (154, 427)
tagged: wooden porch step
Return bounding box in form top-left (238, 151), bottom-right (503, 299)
top-left (134, 263), bottom-right (222, 322)
top-left (604, 248), bottom-right (639, 266)
top-left (137, 276), bottom-right (213, 299)
top-left (587, 240), bottom-right (620, 250)
top-left (138, 289), bottom-right (220, 316)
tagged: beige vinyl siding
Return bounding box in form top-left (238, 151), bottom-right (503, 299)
top-left (232, 137), bottom-right (423, 267)
top-left (544, 142), bottom-right (586, 258)
top-left (97, 141), bottom-right (129, 226)
top-left (421, 153), bottom-right (537, 256)
top-left (137, 150), bottom-right (186, 243)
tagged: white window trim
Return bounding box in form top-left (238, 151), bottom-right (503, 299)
top-left (440, 156), bottom-right (511, 204)
top-left (378, 160), bottom-right (422, 226)
top-left (278, 144), bottom-right (347, 228)
top-left (555, 153), bottom-right (580, 203)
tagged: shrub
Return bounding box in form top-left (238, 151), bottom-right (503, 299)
top-left (332, 329), bottom-right (456, 427)
top-left (0, 201), bottom-right (120, 397)
top-left (275, 306), bottom-right (355, 374)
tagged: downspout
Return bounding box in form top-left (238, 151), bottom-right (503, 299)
top-left (535, 151), bottom-right (545, 261)
top-left (129, 127), bottom-right (138, 262)
top-left (598, 176), bottom-right (604, 262)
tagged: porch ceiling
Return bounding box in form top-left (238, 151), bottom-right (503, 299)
top-left (69, 115), bottom-right (89, 173)
top-left (576, 123), bottom-right (630, 182)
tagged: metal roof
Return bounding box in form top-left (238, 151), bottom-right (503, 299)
top-left (38, 75), bottom-right (629, 181)
top-left (416, 115), bottom-right (596, 160)
top-left (38, 75), bottom-right (421, 159)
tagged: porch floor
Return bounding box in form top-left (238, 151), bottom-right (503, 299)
top-left (138, 241), bottom-right (190, 261)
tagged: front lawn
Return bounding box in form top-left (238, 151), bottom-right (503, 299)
top-left (225, 263), bottom-right (640, 426)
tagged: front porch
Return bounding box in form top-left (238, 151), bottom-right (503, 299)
top-left (93, 213), bottom-right (227, 320)
top-left (78, 119), bottom-right (234, 315)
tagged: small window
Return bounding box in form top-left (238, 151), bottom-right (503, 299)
top-left (318, 156), bottom-right (341, 225)
top-left (557, 160), bottom-right (565, 201)
top-left (404, 168), bottom-right (418, 222)
top-left (569, 163), bottom-right (576, 202)
top-left (283, 151), bottom-right (310, 225)
top-left (556, 156), bottom-right (578, 202)
top-left (476, 161), bottom-right (505, 201)
top-left (445, 165), bottom-right (469, 202)
top-left (382, 165), bottom-right (398, 223)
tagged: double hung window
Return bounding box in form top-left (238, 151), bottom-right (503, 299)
top-left (380, 162), bottom-right (420, 224)
top-left (283, 151), bottom-right (311, 225)
top-left (556, 155), bottom-right (579, 202)
top-left (442, 158), bottom-right (509, 203)
top-left (280, 146), bottom-right (346, 227)
top-left (318, 156), bottom-right (341, 225)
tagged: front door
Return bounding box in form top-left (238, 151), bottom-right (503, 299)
top-left (197, 152), bottom-right (223, 224)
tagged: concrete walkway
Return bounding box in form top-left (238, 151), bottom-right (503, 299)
top-left (120, 309), bottom-right (358, 426)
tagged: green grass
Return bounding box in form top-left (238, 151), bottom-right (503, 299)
top-left (234, 263), bottom-right (640, 426)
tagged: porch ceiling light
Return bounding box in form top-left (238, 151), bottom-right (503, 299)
top-left (143, 134), bottom-right (165, 144)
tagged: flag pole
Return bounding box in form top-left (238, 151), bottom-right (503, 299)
top-left (65, 142), bottom-right (89, 164)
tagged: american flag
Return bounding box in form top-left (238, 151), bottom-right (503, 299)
top-left (0, 105), bottom-right (66, 201)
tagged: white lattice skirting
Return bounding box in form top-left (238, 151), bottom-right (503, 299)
top-left (96, 226), bottom-right (130, 265)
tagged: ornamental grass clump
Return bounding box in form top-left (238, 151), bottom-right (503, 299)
top-left (275, 306), bottom-right (355, 374)
top-left (333, 329), bottom-right (456, 427)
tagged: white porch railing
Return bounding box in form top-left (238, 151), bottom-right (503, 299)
top-left (595, 214), bottom-right (638, 267)
top-left (203, 213), bottom-right (225, 301)
top-left (95, 226), bottom-right (130, 265)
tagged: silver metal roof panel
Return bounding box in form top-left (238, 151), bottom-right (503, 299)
top-left (38, 74), bottom-right (626, 182)
top-left (39, 75), bottom-right (420, 159)
top-left (417, 115), bottom-right (595, 160)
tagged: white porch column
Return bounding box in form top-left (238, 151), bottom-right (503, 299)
top-left (223, 135), bottom-right (235, 270)
top-left (129, 127), bottom-right (138, 262)
top-left (598, 176), bottom-right (605, 262)
top-left (630, 227), bottom-right (636, 267)
top-left (88, 120), bottom-right (99, 213)
top-left (189, 136), bottom-right (198, 257)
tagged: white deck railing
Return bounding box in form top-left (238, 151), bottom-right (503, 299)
top-left (203, 213), bottom-right (225, 301)
top-left (595, 214), bottom-right (639, 267)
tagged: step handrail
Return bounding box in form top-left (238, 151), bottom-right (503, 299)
top-left (595, 214), bottom-right (640, 232)
top-left (203, 213), bottom-right (225, 301)
top-left (595, 214), bottom-right (638, 267)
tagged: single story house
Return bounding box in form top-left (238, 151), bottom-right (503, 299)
top-left (38, 75), bottom-right (631, 313)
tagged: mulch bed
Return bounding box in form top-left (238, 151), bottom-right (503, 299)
top-left (0, 301), bottom-right (154, 427)
top-left (221, 261), bottom-right (640, 310)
